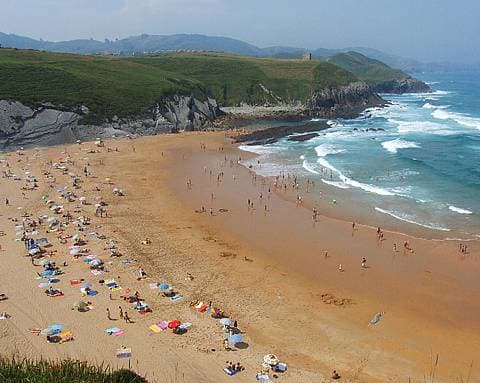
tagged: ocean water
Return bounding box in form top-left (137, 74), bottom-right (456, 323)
top-left (239, 71), bottom-right (480, 239)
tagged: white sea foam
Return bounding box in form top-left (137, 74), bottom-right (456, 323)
top-left (238, 145), bottom-right (279, 155)
top-left (302, 160), bottom-right (319, 174)
top-left (431, 109), bottom-right (480, 130)
top-left (425, 81), bottom-right (440, 85)
top-left (422, 102), bottom-right (450, 109)
top-left (321, 179), bottom-right (351, 189)
top-left (375, 207), bottom-right (451, 231)
top-left (388, 118), bottom-right (456, 135)
top-left (314, 144), bottom-right (345, 157)
top-left (382, 138), bottom-right (420, 153)
top-left (449, 205), bottom-right (473, 215)
top-left (315, 144), bottom-right (395, 196)
top-left (310, 118), bottom-right (322, 122)
top-left (326, 120), bottom-right (336, 126)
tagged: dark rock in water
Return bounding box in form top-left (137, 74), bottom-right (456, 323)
top-left (246, 138), bottom-right (278, 146)
top-left (235, 121), bottom-right (329, 144)
top-left (287, 133), bottom-right (319, 142)
top-left (372, 77), bottom-right (430, 94)
top-left (307, 82), bottom-right (384, 118)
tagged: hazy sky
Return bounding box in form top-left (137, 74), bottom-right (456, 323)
top-left (1, 0), bottom-right (479, 63)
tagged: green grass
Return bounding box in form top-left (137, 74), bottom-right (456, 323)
top-left (0, 49), bottom-right (359, 124)
top-left (327, 51), bottom-right (407, 85)
top-left (0, 357), bottom-right (148, 383)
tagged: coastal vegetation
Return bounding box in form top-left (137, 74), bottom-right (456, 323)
top-left (0, 357), bottom-right (148, 383)
top-left (0, 47), bottom-right (426, 125)
top-left (0, 48), bottom-right (370, 123)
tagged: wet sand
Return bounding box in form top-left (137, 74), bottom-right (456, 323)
top-left (0, 132), bottom-right (479, 383)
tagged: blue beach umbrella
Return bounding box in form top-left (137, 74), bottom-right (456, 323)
top-left (159, 283), bottom-right (169, 290)
top-left (228, 333), bottom-right (243, 344)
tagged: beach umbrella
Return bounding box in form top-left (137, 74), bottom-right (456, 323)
top-left (79, 196), bottom-right (87, 202)
top-left (228, 333), bottom-right (244, 344)
top-left (42, 270), bottom-right (54, 276)
top-left (90, 259), bottom-right (103, 267)
top-left (158, 283), bottom-right (170, 290)
top-left (70, 248), bottom-right (80, 256)
top-left (167, 320), bottom-right (181, 329)
top-left (219, 318), bottom-right (234, 326)
top-left (39, 259), bottom-right (52, 266)
top-left (263, 354), bottom-right (279, 366)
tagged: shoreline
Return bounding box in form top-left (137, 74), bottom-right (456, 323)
top-left (0, 132), bottom-right (479, 383)
top-left (237, 143), bottom-right (479, 242)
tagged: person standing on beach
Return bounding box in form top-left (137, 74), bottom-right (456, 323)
top-left (361, 258), bottom-right (367, 268)
top-left (106, 308), bottom-right (112, 320)
top-left (119, 306), bottom-right (124, 319)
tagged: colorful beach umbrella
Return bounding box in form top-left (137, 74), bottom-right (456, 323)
top-left (159, 283), bottom-right (169, 290)
top-left (167, 320), bottom-right (181, 329)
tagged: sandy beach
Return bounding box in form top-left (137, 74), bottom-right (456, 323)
top-left (0, 132), bottom-right (479, 383)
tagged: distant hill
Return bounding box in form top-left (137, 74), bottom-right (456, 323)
top-left (0, 32), bottom-right (429, 72)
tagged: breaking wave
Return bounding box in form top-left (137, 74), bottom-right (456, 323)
top-left (382, 139), bottom-right (421, 153)
top-left (375, 207), bottom-right (451, 231)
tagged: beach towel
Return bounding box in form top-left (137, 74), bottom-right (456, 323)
top-left (106, 327), bottom-right (121, 335)
top-left (194, 301), bottom-right (204, 309)
top-left (113, 330), bottom-right (125, 336)
top-left (170, 295), bottom-right (183, 302)
top-left (224, 368), bottom-right (239, 376)
top-left (91, 270), bottom-right (103, 276)
top-left (179, 322), bottom-right (192, 330)
top-left (87, 290), bottom-right (98, 296)
top-left (47, 292), bottom-right (64, 298)
top-left (149, 324), bottom-right (162, 333)
top-left (70, 279), bottom-right (83, 286)
top-left (116, 348), bottom-right (132, 358)
top-left (29, 328), bottom-right (41, 334)
top-left (149, 283), bottom-right (159, 289)
top-left (256, 374), bottom-right (272, 383)
top-left (157, 321), bottom-right (168, 330)
top-left (110, 286), bottom-right (122, 292)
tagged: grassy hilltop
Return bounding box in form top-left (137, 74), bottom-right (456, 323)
top-left (0, 49), bottom-right (358, 123)
top-left (327, 51), bottom-right (411, 86)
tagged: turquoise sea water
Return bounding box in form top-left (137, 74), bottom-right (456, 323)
top-left (240, 71), bottom-right (480, 239)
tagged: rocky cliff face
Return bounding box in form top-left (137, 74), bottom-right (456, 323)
top-left (0, 96), bottom-right (223, 149)
top-left (0, 84), bottom-right (385, 149)
top-left (371, 77), bottom-right (430, 94)
top-left (307, 81), bottom-right (384, 118)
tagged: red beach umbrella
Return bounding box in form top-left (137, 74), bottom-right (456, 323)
top-left (167, 320), bottom-right (181, 329)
